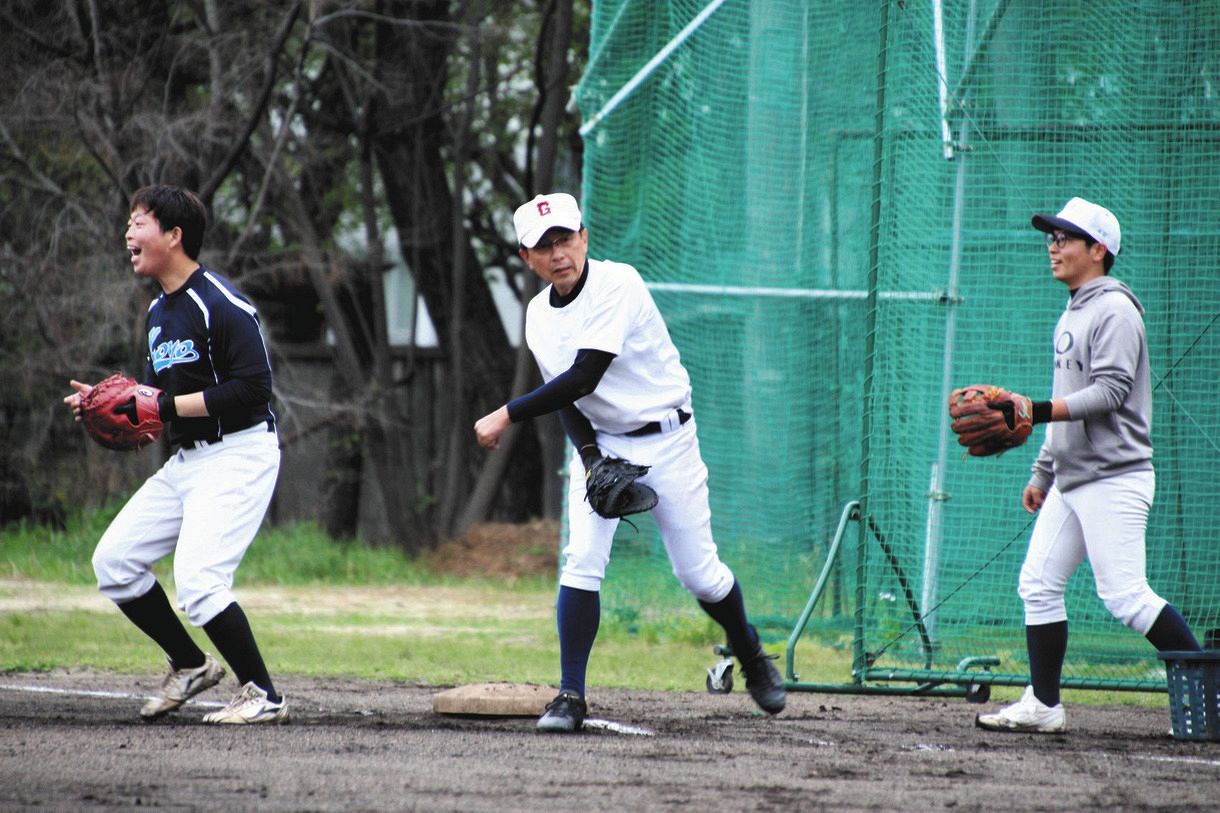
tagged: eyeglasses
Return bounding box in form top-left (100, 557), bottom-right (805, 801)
top-left (532, 231), bottom-right (580, 252)
top-left (1045, 231), bottom-right (1086, 248)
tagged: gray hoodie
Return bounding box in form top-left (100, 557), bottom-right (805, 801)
top-left (1028, 276), bottom-right (1153, 494)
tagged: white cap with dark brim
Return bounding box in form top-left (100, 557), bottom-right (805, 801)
top-left (1031, 196), bottom-right (1121, 256)
top-left (514, 193), bottom-right (583, 248)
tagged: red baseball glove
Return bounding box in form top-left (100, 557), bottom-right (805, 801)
top-left (948, 384), bottom-right (1033, 457)
top-left (79, 373), bottom-right (165, 451)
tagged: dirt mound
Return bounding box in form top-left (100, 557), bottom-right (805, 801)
top-left (425, 518), bottom-right (560, 580)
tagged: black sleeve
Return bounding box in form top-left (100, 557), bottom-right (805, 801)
top-left (201, 303), bottom-right (273, 415)
top-left (506, 348), bottom-right (614, 422)
top-left (559, 405), bottom-right (602, 470)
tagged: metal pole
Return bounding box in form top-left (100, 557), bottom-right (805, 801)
top-left (579, 0), bottom-right (729, 137)
top-left (921, 0), bottom-right (980, 649)
top-left (855, 0), bottom-right (894, 680)
top-left (932, 0), bottom-right (953, 160)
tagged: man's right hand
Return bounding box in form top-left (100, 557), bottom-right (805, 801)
top-left (1022, 485), bottom-right (1046, 514)
top-left (64, 379), bottom-right (93, 422)
top-left (474, 405), bottom-right (512, 450)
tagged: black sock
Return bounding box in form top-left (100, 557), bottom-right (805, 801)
top-left (203, 603), bottom-right (279, 701)
top-left (1026, 621), bottom-right (1068, 707)
top-left (1145, 604), bottom-right (1201, 652)
top-left (698, 581), bottom-right (760, 660)
top-left (557, 586), bottom-right (600, 698)
top-left (117, 582), bottom-right (205, 670)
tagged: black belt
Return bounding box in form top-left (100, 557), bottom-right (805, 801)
top-left (180, 419), bottom-right (274, 449)
top-left (625, 409), bottom-right (691, 437)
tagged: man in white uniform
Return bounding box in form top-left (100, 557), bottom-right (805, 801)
top-left (475, 192), bottom-right (786, 732)
top-left (974, 197), bottom-right (1200, 733)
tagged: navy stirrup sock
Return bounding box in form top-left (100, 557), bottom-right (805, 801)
top-left (698, 581), bottom-right (759, 659)
top-left (1026, 621), bottom-right (1068, 707)
top-left (1146, 604), bottom-right (1201, 652)
top-left (557, 586), bottom-right (600, 698)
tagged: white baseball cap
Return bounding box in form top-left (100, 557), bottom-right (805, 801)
top-left (1031, 197), bottom-right (1121, 256)
top-left (513, 193), bottom-right (583, 248)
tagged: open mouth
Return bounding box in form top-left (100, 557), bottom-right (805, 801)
top-left (128, 246), bottom-right (142, 258)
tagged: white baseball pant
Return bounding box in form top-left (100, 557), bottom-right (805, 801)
top-left (92, 424), bottom-right (280, 626)
top-left (1018, 469), bottom-right (1165, 634)
top-left (560, 417), bottom-right (735, 603)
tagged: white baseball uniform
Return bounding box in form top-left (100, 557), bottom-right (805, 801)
top-left (525, 258), bottom-right (734, 602)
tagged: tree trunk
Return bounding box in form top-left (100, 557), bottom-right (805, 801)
top-left (456, 0), bottom-right (577, 531)
top-left (320, 374), bottom-right (363, 539)
top-left (369, 1), bottom-right (541, 537)
top-left (532, 0), bottom-right (576, 519)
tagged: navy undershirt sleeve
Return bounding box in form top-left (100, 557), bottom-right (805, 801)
top-left (559, 405), bottom-right (601, 469)
top-left (506, 348), bottom-right (614, 422)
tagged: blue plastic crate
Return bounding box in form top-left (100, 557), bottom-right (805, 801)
top-left (1158, 650), bottom-right (1220, 742)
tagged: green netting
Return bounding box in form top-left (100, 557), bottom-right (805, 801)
top-left (572, 0), bottom-right (1220, 691)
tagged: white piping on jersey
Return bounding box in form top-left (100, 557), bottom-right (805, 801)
top-left (186, 288), bottom-right (212, 329)
top-left (202, 272), bottom-right (276, 396)
top-left (204, 270), bottom-right (258, 317)
top-left (185, 287), bottom-right (221, 386)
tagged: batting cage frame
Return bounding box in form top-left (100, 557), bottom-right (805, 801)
top-left (574, 1), bottom-right (1220, 700)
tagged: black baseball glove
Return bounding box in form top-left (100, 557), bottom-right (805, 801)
top-left (584, 456), bottom-right (658, 519)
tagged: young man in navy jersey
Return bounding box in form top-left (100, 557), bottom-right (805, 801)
top-left (65, 185), bottom-right (286, 724)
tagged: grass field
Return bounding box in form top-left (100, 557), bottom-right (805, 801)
top-left (0, 511), bottom-right (851, 692)
top-left (0, 511), bottom-right (1170, 708)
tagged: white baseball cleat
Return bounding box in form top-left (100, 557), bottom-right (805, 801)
top-left (975, 685), bottom-right (1065, 733)
top-left (202, 681), bottom-right (289, 725)
top-left (140, 653), bottom-right (226, 719)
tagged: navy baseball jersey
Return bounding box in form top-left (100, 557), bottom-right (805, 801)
top-left (143, 265), bottom-right (275, 446)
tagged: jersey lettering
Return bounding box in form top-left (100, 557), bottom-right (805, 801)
top-left (150, 336), bottom-right (201, 373)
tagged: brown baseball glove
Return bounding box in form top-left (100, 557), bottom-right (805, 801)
top-left (79, 373), bottom-right (165, 451)
top-left (948, 384), bottom-right (1033, 457)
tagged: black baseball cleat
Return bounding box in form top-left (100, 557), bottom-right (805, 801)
top-left (536, 690), bottom-right (587, 733)
top-left (741, 651), bottom-right (786, 715)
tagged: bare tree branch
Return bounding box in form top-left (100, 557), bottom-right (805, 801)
top-left (199, 1), bottom-right (304, 203)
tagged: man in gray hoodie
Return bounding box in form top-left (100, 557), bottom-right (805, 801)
top-left (975, 197), bottom-right (1201, 733)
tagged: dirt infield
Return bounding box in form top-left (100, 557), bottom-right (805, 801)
top-left (1, 670), bottom-right (1216, 811)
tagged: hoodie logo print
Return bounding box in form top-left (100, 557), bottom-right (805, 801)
top-left (1054, 330), bottom-right (1083, 371)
